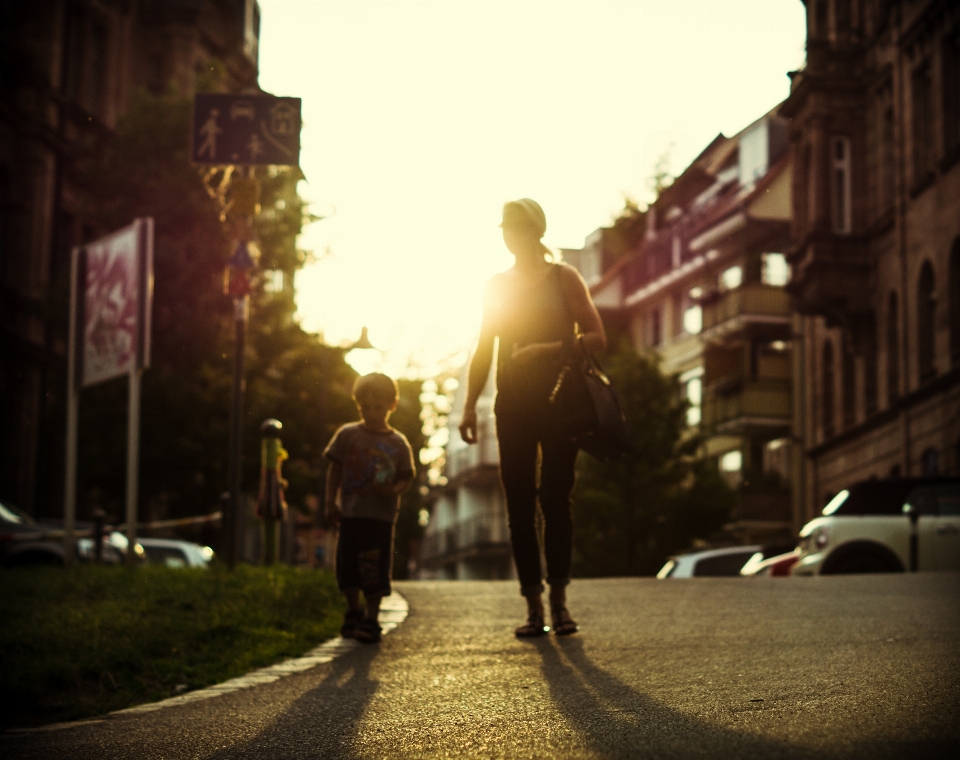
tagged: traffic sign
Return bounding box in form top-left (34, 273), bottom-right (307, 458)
top-left (192, 94), bottom-right (301, 166)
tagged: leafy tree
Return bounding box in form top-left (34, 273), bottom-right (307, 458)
top-left (73, 87), bottom-right (358, 530)
top-left (572, 342), bottom-right (733, 576)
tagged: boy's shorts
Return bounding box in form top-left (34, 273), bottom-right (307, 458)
top-left (336, 517), bottom-right (394, 597)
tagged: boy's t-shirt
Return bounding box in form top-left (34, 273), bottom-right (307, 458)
top-left (323, 423), bottom-right (416, 523)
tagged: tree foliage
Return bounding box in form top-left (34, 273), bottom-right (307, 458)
top-left (74, 88), bottom-right (359, 526)
top-left (572, 342), bottom-right (734, 576)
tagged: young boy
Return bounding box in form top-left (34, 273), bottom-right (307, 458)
top-left (324, 373), bottom-right (415, 643)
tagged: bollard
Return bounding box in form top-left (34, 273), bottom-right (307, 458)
top-left (93, 508), bottom-right (106, 564)
top-left (257, 418), bottom-right (288, 565)
top-left (905, 503), bottom-right (920, 572)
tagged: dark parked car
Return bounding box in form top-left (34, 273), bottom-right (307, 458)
top-left (1, 499), bottom-right (135, 566)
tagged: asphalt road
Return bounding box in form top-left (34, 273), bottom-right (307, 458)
top-left (4, 574), bottom-right (959, 759)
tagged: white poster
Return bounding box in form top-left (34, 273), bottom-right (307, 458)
top-left (81, 219), bottom-right (153, 387)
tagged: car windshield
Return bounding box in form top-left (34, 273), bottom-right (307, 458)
top-left (822, 490), bottom-right (850, 516)
top-left (0, 500), bottom-right (33, 524)
top-left (823, 481), bottom-right (920, 516)
top-left (656, 560), bottom-right (677, 579)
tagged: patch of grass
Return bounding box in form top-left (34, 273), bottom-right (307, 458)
top-left (0, 564), bottom-right (344, 730)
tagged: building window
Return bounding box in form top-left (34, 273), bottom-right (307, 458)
top-left (835, 0), bottom-right (851, 32)
top-left (683, 288), bottom-right (702, 335)
top-left (720, 450), bottom-right (742, 486)
top-left (814, 0), bottom-right (828, 39)
top-left (842, 335), bottom-right (855, 428)
top-left (922, 447), bottom-right (940, 476)
top-left (918, 260), bottom-right (937, 381)
top-left (912, 63), bottom-right (934, 182)
top-left (61, 3), bottom-right (84, 100)
top-left (719, 265), bottom-right (742, 291)
top-left (831, 137), bottom-right (852, 233)
top-left (650, 307), bottom-right (662, 347)
top-left (85, 21), bottom-right (108, 117)
top-left (680, 367), bottom-right (703, 427)
top-left (887, 291), bottom-right (900, 404)
top-left (864, 314), bottom-right (878, 415)
top-left (944, 33), bottom-right (960, 155)
top-left (761, 252), bottom-right (790, 286)
top-left (822, 339), bottom-right (835, 438)
top-left (951, 240), bottom-right (960, 365)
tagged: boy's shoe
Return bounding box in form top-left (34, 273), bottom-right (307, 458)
top-left (340, 608), bottom-right (364, 638)
top-left (354, 617), bottom-right (382, 644)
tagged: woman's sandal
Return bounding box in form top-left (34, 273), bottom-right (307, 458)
top-left (354, 617), bottom-right (382, 644)
top-left (550, 604), bottom-right (580, 636)
top-left (340, 608), bottom-right (364, 638)
top-left (514, 612), bottom-right (550, 638)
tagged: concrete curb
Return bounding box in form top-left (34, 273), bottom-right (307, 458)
top-left (6, 592), bottom-right (409, 735)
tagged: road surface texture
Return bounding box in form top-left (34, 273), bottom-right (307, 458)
top-left (5, 574), bottom-right (959, 759)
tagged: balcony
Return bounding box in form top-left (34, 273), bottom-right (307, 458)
top-left (702, 378), bottom-right (791, 435)
top-left (700, 283), bottom-right (792, 343)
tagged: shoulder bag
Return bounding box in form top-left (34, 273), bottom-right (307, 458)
top-left (549, 269), bottom-right (631, 460)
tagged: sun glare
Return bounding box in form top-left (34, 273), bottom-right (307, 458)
top-left (256, 0), bottom-right (806, 378)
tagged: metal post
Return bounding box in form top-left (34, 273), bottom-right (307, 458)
top-left (125, 368), bottom-right (142, 566)
top-left (908, 508), bottom-right (919, 572)
top-left (227, 295), bottom-right (249, 568)
top-left (93, 509), bottom-right (105, 563)
top-left (63, 246), bottom-right (84, 567)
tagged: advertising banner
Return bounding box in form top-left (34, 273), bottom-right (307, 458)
top-left (80, 219), bottom-right (153, 388)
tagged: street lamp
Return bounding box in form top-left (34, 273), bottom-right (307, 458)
top-left (344, 326), bottom-right (381, 376)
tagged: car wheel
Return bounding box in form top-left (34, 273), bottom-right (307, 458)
top-left (829, 553), bottom-right (900, 574)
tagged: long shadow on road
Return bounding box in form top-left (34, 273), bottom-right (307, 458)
top-left (534, 635), bottom-right (807, 760)
top-left (205, 645), bottom-right (378, 760)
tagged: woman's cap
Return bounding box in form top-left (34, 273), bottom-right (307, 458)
top-left (500, 198), bottom-right (547, 238)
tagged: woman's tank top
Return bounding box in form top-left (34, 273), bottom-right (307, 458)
top-left (489, 264), bottom-right (576, 410)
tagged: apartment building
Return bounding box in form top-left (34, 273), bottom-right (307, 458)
top-left (580, 111), bottom-right (800, 542)
top-left (782, 0), bottom-right (960, 519)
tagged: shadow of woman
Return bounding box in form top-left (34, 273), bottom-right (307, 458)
top-left (203, 645), bottom-right (379, 760)
top-left (534, 636), bottom-right (810, 760)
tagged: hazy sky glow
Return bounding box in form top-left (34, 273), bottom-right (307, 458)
top-left (256, 0), bottom-right (806, 377)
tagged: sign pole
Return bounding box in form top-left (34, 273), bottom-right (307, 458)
top-left (125, 367), bottom-right (141, 566)
top-left (227, 294), bottom-right (248, 569)
top-left (63, 246), bottom-right (84, 567)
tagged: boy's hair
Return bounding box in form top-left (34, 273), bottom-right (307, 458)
top-left (352, 372), bottom-right (399, 403)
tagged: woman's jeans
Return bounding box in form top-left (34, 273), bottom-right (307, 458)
top-left (496, 404), bottom-right (579, 596)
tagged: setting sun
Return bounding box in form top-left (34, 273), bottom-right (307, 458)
top-left (255, 0), bottom-right (806, 376)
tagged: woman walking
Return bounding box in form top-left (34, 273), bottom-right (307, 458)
top-left (458, 198), bottom-right (607, 637)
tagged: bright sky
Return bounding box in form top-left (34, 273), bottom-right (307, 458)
top-left (256, 0), bottom-right (806, 378)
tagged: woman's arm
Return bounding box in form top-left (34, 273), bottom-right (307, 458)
top-left (560, 264), bottom-right (607, 354)
top-left (459, 282), bottom-right (497, 445)
top-left (458, 332), bottom-right (494, 444)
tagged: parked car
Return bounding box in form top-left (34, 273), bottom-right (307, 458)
top-left (740, 550), bottom-right (799, 577)
top-left (657, 545), bottom-right (762, 578)
top-left (1, 498), bottom-right (140, 566)
top-left (792, 477), bottom-right (960, 575)
top-left (138, 538), bottom-right (214, 568)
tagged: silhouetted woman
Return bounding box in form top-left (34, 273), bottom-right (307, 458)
top-left (458, 198), bottom-right (607, 636)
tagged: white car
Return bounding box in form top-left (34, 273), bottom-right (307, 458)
top-left (793, 478), bottom-right (960, 575)
top-left (657, 545), bottom-right (762, 578)
top-left (138, 538), bottom-right (215, 568)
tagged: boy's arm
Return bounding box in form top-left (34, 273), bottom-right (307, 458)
top-left (324, 461), bottom-right (343, 526)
